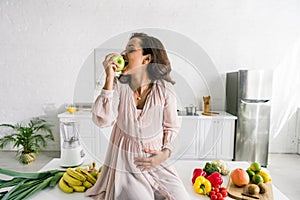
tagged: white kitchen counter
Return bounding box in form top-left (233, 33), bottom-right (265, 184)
top-left (58, 110), bottom-right (92, 119)
top-left (178, 111), bottom-right (237, 120)
top-left (58, 110), bottom-right (237, 120)
top-left (27, 155), bottom-right (288, 200)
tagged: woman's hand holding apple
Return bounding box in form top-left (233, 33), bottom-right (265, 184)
top-left (102, 53), bottom-right (120, 90)
top-left (103, 53), bottom-right (119, 77)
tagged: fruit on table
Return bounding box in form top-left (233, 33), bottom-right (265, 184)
top-left (250, 161), bottom-right (261, 172)
top-left (59, 177), bottom-right (74, 193)
top-left (258, 182), bottom-right (267, 194)
top-left (246, 161), bottom-right (272, 184)
top-left (111, 55), bottom-right (125, 72)
top-left (76, 167), bottom-right (97, 184)
top-left (59, 165), bottom-right (101, 193)
top-left (206, 172), bottom-right (223, 188)
top-left (67, 106), bottom-right (77, 114)
top-left (246, 169), bottom-right (256, 179)
top-left (192, 168), bottom-right (207, 184)
top-left (70, 185), bottom-right (86, 192)
top-left (252, 174), bottom-right (264, 184)
top-left (209, 186), bottom-right (227, 200)
top-left (257, 170), bottom-right (272, 183)
top-left (245, 184), bottom-right (260, 195)
top-left (66, 168), bottom-right (86, 182)
top-left (193, 176), bottom-right (212, 195)
top-left (83, 180), bottom-right (93, 188)
top-left (63, 172), bottom-right (83, 186)
top-left (230, 168), bottom-right (250, 187)
top-left (87, 161), bottom-right (100, 179)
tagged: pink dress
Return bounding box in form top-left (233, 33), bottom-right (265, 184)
top-left (85, 79), bottom-right (189, 200)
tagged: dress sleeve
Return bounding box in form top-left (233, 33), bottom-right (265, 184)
top-left (162, 82), bottom-right (180, 152)
top-left (92, 82), bottom-right (119, 128)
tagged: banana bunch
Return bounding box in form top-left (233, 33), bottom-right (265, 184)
top-left (87, 162), bottom-right (101, 179)
top-left (58, 167), bottom-right (99, 193)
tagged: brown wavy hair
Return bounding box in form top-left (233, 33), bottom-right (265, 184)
top-left (130, 33), bottom-right (175, 85)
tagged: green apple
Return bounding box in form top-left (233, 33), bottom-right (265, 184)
top-left (111, 55), bottom-right (125, 72)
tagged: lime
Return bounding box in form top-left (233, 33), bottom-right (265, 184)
top-left (252, 174), bottom-right (264, 184)
top-left (250, 162), bottom-right (261, 172)
top-left (246, 169), bottom-right (256, 179)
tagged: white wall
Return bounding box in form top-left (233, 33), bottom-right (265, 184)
top-left (297, 108), bottom-right (300, 154)
top-left (1, 0), bottom-right (300, 152)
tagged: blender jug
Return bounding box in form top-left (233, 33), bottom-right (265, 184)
top-left (60, 121), bottom-right (84, 167)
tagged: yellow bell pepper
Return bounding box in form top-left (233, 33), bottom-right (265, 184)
top-left (193, 176), bottom-right (212, 195)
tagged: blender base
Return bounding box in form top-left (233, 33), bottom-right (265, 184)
top-left (60, 147), bottom-right (84, 167)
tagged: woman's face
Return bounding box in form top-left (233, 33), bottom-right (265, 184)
top-left (121, 38), bottom-right (147, 74)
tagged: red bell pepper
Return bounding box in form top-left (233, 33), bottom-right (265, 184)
top-left (192, 168), bottom-right (207, 184)
top-left (206, 172), bottom-right (223, 187)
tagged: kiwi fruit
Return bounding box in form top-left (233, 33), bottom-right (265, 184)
top-left (258, 182), bottom-right (267, 194)
top-left (246, 184), bottom-right (260, 195)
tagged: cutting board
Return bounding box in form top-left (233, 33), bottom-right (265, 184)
top-left (227, 178), bottom-right (274, 200)
top-left (201, 112), bottom-right (219, 116)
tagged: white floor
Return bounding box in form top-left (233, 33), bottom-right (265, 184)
top-left (0, 151), bottom-right (299, 200)
top-left (0, 151), bottom-right (60, 172)
top-left (267, 153), bottom-right (300, 200)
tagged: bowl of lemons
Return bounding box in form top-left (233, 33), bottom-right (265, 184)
top-left (65, 104), bottom-right (78, 114)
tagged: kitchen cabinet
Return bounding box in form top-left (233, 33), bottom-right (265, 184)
top-left (199, 117), bottom-right (236, 160)
top-left (58, 111), bottom-right (236, 162)
top-left (175, 112), bottom-right (237, 161)
top-left (174, 117), bottom-right (199, 159)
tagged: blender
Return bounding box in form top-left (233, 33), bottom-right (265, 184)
top-left (60, 121), bottom-right (84, 167)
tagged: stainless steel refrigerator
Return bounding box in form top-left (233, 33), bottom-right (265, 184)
top-left (226, 70), bottom-right (273, 167)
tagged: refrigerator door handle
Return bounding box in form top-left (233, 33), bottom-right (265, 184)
top-left (241, 99), bottom-right (270, 104)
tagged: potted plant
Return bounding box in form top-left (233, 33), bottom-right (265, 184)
top-left (0, 117), bottom-right (54, 164)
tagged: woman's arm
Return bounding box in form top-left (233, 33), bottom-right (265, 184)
top-left (92, 86), bottom-right (119, 127)
top-left (161, 82), bottom-right (180, 154)
top-left (92, 53), bottom-right (121, 127)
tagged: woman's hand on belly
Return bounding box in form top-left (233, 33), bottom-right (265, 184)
top-left (134, 148), bottom-right (171, 171)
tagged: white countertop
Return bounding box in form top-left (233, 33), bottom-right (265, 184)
top-left (178, 111), bottom-right (237, 120)
top-left (58, 111), bottom-right (92, 118)
top-left (58, 111), bottom-right (237, 120)
top-left (27, 155), bottom-right (287, 200)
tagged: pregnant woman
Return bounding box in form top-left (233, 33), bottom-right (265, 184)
top-left (86, 32), bottom-right (189, 200)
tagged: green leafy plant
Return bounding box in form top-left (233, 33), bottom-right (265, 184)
top-left (0, 117), bottom-right (54, 164)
